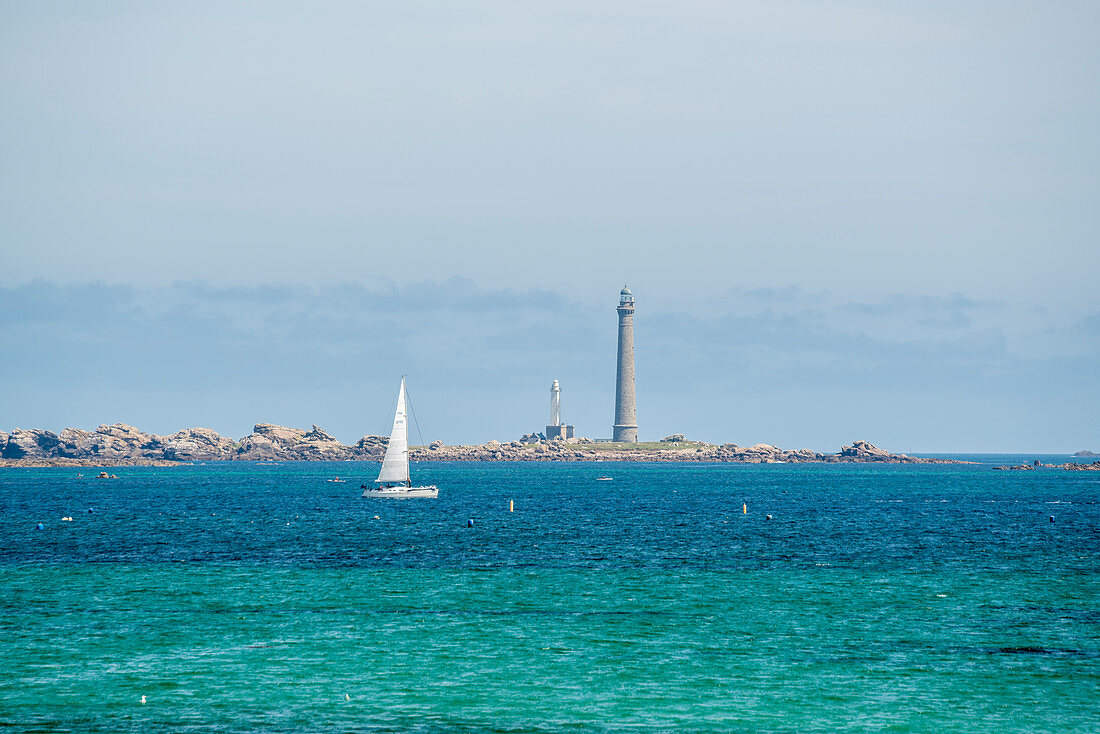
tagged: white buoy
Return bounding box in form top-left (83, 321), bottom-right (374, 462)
top-left (344, 693), bottom-right (350, 701)
top-left (510, 500), bottom-right (514, 512)
top-left (140, 695), bottom-right (146, 704)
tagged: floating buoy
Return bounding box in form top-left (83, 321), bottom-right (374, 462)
top-left (373, 515), bottom-right (380, 520)
top-left (1050, 516), bottom-right (1055, 523)
top-left (510, 500), bottom-right (514, 512)
top-left (743, 504), bottom-right (747, 514)
top-left (766, 514), bottom-right (773, 521)
top-left (140, 695), bottom-right (146, 704)
top-left (36, 522), bottom-right (45, 531)
top-left (344, 693), bottom-right (350, 701)
top-left (467, 519), bottom-right (474, 528)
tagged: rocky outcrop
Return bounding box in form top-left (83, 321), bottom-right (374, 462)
top-left (1062, 461), bottom-right (1100, 470)
top-left (997, 461), bottom-right (1100, 471)
top-left (73, 423), bottom-right (162, 459)
top-left (252, 423), bottom-right (307, 446)
top-left (0, 421), bottom-right (388, 464)
top-left (56, 428), bottom-right (93, 457)
top-left (233, 432), bottom-right (281, 461)
top-left (2, 428), bottom-right (62, 459)
top-left (409, 438), bottom-right (951, 464)
top-left (356, 435), bottom-right (388, 458)
top-left (162, 427), bottom-right (235, 461)
top-left (661, 434), bottom-right (685, 442)
top-left (293, 425), bottom-right (353, 460)
top-left (233, 423), bottom-right (382, 460)
top-left (839, 440), bottom-right (897, 461)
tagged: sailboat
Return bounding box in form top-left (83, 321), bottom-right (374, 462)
top-left (361, 377), bottom-right (438, 498)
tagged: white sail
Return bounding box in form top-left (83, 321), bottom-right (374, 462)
top-left (376, 377), bottom-right (410, 485)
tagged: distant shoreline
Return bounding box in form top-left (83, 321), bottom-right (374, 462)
top-left (0, 437), bottom-right (965, 467)
top-left (3, 455), bottom-right (1098, 470)
top-left (4, 423), bottom-right (1095, 469)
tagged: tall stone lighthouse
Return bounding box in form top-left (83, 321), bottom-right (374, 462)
top-left (613, 286), bottom-right (638, 442)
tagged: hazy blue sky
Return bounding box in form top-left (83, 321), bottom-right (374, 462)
top-left (1, 2), bottom-right (1097, 451)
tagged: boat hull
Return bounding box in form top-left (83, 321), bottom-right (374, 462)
top-left (361, 485), bottom-right (439, 499)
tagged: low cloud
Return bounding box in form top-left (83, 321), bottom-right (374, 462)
top-left (0, 280), bottom-right (1095, 451)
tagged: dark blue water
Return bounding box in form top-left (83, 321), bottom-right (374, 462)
top-left (1, 460), bottom-right (1097, 732)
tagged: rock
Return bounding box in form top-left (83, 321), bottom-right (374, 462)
top-left (429, 440), bottom-right (444, 450)
top-left (56, 428), bottom-right (93, 458)
top-left (252, 423), bottom-right (307, 446)
top-left (162, 427), bottom-right (235, 461)
top-left (839, 440), bottom-right (893, 461)
top-left (236, 424), bottom-right (309, 460)
top-left (661, 434), bottom-right (685, 443)
top-left (293, 425), bottom-right (352, 460)
top-left (2, 428), bottom-right (62, 459)
top-left (302, 424), bottom-right (337, 443)
top-left (235, 423), bottom-right (356, 460)
top-left (355, 435), bottom-right (388, 458)
top-left (235, 433), bottom-right (282, 461)
top-left (78, 423), bottom-right (162, 459)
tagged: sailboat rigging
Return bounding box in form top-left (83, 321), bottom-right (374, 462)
top-left (361, 377), bottom-right (438, 498)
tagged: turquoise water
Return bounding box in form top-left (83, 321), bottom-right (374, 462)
top-left (1, 461), bottom-right (1097, 732)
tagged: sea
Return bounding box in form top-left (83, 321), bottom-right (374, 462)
top-left (1, 458), bottom-right (1097, 733)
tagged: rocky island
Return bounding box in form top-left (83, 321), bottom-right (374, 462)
top-left (0, 424), bottom-right (965, 467)
top-left (0, 423), bottom-right (386, 466)
top-left (411, 437), bottom-right (953, 464)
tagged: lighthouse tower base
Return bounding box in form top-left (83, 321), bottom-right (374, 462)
top-left (612, 424), bottom-right (637, 443)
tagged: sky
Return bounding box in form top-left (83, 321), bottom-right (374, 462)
top-left (1, 1), bottom-right (1097, 452)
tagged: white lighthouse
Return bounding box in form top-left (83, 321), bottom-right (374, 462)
top-left (549, 379), bottom-right (561, 427)
top-left (545, 379), bottom-right (574, 440)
